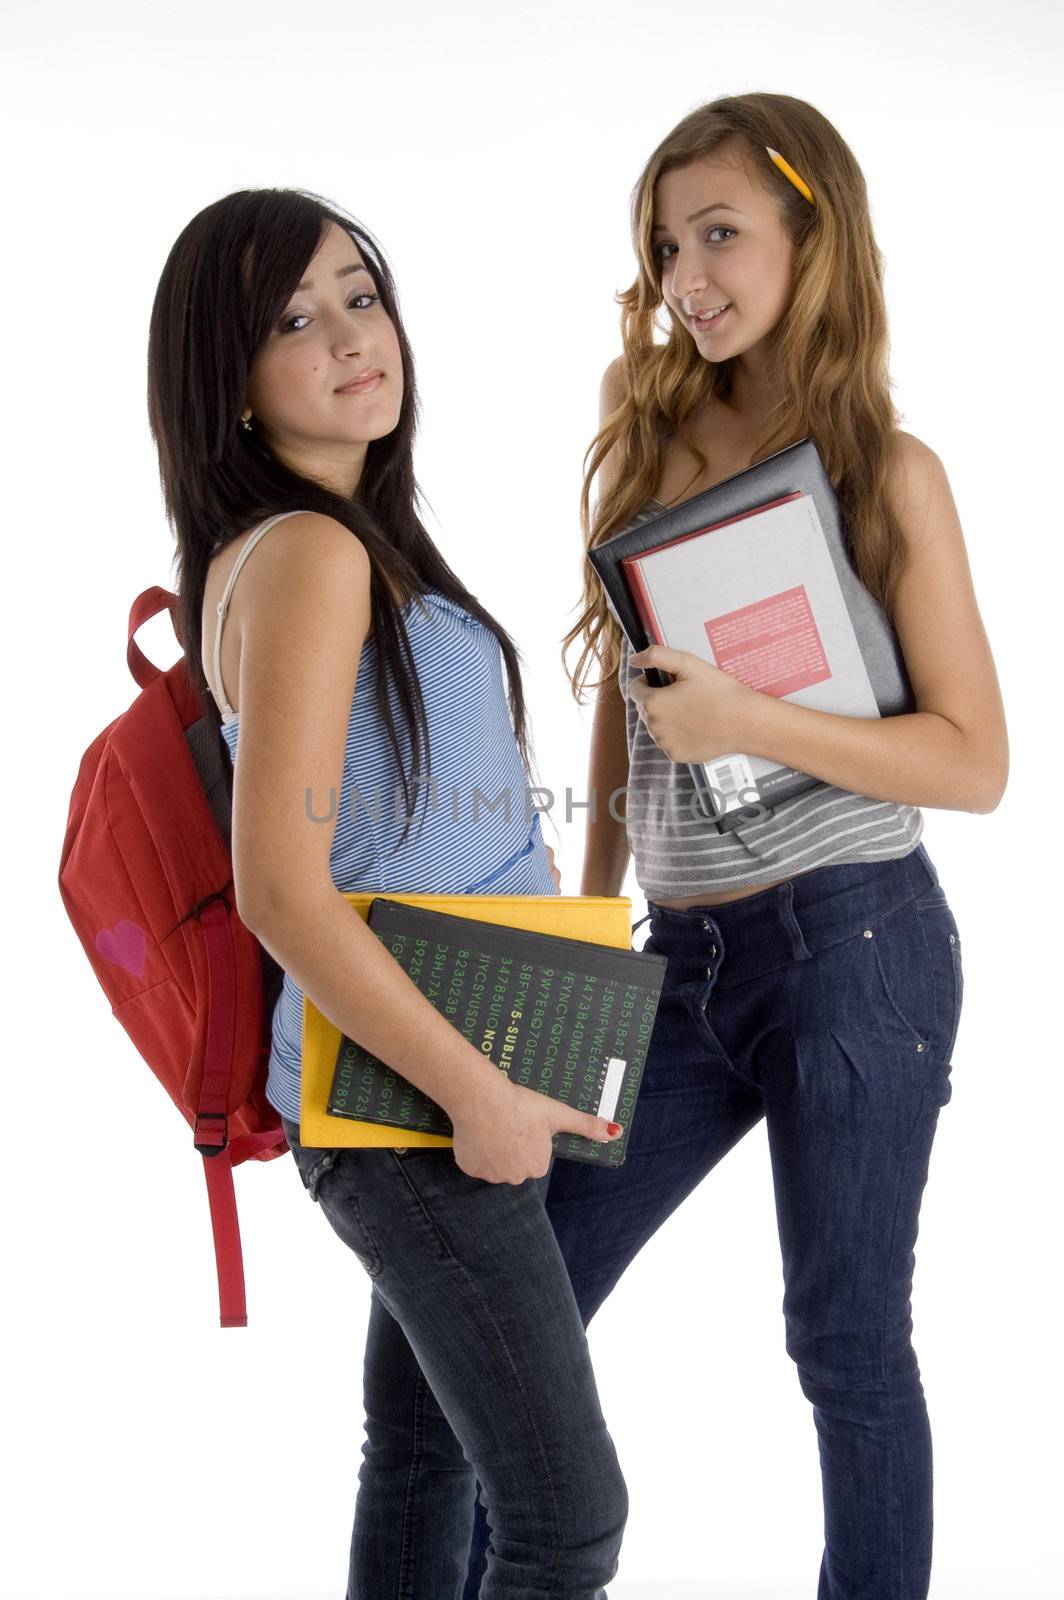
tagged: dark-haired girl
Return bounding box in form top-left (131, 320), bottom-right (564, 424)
top-left (148, 190), bottom-right (628, 1600)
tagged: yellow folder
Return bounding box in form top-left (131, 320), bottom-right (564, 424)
top-left (299, 893), bottom-right (635, 1148)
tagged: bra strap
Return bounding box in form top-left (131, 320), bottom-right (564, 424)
top-left (211, 510), bottom-right (310, 722)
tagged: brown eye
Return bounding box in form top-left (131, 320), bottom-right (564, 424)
top-left (279, 291), bottom-right (380, 334)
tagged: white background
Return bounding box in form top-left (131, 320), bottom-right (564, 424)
top-left (4, 0), bottom-right (1062, 1596)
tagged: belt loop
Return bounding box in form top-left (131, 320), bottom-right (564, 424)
top-left (777, 878), bottom-right (811, 961)
top-left (911, 840), bottom-right (937, 895)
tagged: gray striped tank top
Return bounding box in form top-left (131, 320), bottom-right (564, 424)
top-left (617, 499), bottom-right (924, 897)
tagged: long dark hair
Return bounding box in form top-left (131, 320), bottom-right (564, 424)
top-left (148, 187), bottom-right (535, 842)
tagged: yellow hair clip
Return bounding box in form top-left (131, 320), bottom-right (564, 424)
top-left (766, 146), bottom-right (815, 206)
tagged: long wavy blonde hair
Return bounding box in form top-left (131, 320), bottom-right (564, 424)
top-left (564, 92), bottom-right (908, 701)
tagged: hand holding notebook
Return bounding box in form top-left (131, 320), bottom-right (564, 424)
top-left (325, 897), bottom-right (666, 1168)
top-left (626, 638), bottom-right (761, 764)
top-left (588, 439), bottom-right (916, 832)
top-left (300, 891), bottom-right (664, 1167)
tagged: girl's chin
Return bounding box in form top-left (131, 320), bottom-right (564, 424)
top-left (690, 320), bottom-right (741, 354)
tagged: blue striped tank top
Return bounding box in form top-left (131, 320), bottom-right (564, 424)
top-left (618, 499), bottom-right (924, 898)
top-left (210, 511), bottom-right (558, 1122)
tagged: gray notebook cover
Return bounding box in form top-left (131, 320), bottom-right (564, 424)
top-left (588, 438), bottom-right (915, 832)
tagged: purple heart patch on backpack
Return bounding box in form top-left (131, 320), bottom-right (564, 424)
top-left (95, 919), bottom-right (146, 977)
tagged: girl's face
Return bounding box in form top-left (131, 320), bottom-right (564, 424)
top-left (243, 220), bottom-right (403, 493)
top-left (652, 146), bottom-right (796, 381)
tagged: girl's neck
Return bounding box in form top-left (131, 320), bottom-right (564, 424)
top-left (722, 341), bottom-right (787, 424)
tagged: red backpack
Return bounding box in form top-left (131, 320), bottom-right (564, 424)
top-left (58, 585), bottom-right (289, 1328)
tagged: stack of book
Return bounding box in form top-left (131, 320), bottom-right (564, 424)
top-left (300, 892), bottom-right (666, 1166)
top-left (589, 438), bottom-right (916, 833)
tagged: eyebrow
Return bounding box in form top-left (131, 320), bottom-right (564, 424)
top-left (294, 262), bottom-right (371, 291)
top-left (652, 203), bottom-right (746, 233)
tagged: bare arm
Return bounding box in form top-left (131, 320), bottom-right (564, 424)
top-left (250, 887), bottom-right (504, 1123)
top-left (580, 357), bottom-right (633, 897)
top-left (580, 673), bottom-right (632, 895)
top-left (229, 515), bottom-right (498, 1122)
top-left (740, 433), bottom-right (1009, 812)
top-left (630, 433), bottom-right (1009, 814)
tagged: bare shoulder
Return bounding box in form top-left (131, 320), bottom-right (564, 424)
top-left (224, 512), bottom-right (377, 919)
top-left (219, 511), bottom-right (373, 661)
top-left (883, 430), bottom-right (953, 553)
top-left (207, 511), bottom-right (371, 635)
top-left (236, 510), bottom-right (374, 692)
top-left (888, 428), bottom-right (937, 470)
top-left (237, 511), bottom-right (372, 596)
top-left (595, 356), bottom-right (631, 505)
top-left (883, 430), bottom-right (1008, 807)
top-left (882, 427), bottom-right (973, 616)
top-left (204, 512), bottom-right (371, 720)
top-left (599, 354), bottom-right (628, 419)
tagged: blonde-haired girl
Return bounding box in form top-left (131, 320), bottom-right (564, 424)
top-left (547, 91), bottom-right (1007, 1600)
top-left (343, 95), bottom-right (1007, 1600)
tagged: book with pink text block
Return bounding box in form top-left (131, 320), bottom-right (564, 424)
top-left (590, 438), bottom-right (916, 833)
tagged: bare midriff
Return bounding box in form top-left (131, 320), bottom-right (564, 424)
top-left (653, 876), bottom-right (791, 908)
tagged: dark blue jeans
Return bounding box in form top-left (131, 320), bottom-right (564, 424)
top-left (280, 1109), bottom-right (628, 1600)
top-left (291, 839), bottom-right (963, 1600)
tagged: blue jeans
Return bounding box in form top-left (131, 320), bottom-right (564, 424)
top-left (280, 1110), bottom-right (628, 1600)
top-left (474, 839), bottom-right (960, 1600)
top-left (291, 839), bottom-right (963, 1600)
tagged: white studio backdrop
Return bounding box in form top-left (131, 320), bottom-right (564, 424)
top-left (3, 0), bottom-right (1061, 1595)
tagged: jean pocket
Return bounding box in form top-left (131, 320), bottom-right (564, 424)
top-left (809, 902), bottom-right (935, 1065)
top-left (868, 896), bottom-right (963, 1108)
top-left (293, 1144), bottom-right (341, 1205)
top-left (913, 882), bottom-right (949, 915)
top-left (388, 1145), bottom-right (451, 1163)
top-left (914, 893), bottom-right (964, 1099)
top-left (314, 1159), bottom-right (386, 1279)
top-left (278, 1115), bottom-right (343, 1206)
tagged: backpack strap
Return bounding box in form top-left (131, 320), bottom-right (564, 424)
top-left (127, 587), bottom-right (182, 689)
top-left (192, 894), bottom-right (247, 1325)
top-left (192, 895), bottom-right (287, 1327)
top-left (212, 511), bottom-right (311, 723)
top-left (199, 515), bottom-right (307, 1320)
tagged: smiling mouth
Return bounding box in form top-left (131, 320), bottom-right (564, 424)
top-left (692, 304), bottom-right (731, 330)
top-left (336, 370), bottom-right (384, 394)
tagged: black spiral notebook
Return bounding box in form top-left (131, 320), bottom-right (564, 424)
top-left (326, 897), bottom-right (667, 1167)
top-left (589, 438), bottom-right (916, 833)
